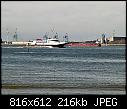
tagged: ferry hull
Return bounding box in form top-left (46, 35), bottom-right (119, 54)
top-left (36, 44), bottom-right (66, 48)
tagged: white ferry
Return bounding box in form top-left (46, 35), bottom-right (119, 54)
top-left (30, 38), bottom-right (67, 48)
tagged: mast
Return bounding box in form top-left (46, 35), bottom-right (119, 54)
top-left (6, 28), bottom-right (9, 44)
top-left (43, 32), bottom-right (48, 42)
top-left (112, 30), bottom-right (115, 37)
top-left (13, 28), bottom-right (18, 41)
top-left (50, 26), bottom-right (56, 39)
top-left (54, 32), bottom-right (58, 39)
top-left (64, 33), bottom-right (69, 42)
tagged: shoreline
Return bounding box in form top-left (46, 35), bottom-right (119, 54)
top-left (2, 84), bottom-right (125, 91)
top-left (2, 85), bottom-right (125, 95)
top-left (2, 83), bottom-right (125, 95)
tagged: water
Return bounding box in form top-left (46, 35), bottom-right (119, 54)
top-left (1, 46), bottom-right (126, 94)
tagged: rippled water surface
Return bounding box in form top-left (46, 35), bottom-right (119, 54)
top-left (1, 46), bottom-right (126, 94)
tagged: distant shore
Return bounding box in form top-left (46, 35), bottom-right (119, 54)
top-left (101, 44), bottom-right (126, 46)
top-left (1, 43), bottom-right (126, 48)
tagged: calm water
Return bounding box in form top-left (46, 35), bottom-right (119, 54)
top-left (1, 46), bottom-right (126, 94)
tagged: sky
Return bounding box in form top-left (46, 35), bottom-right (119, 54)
top-left (1, 1), bottom-right (126, 41)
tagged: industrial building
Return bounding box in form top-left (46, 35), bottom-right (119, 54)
top-left (99, 32), bottom-right (126, 44)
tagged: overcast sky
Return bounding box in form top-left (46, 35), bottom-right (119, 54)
top-left (1, 1), bottom-right (126, 41)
